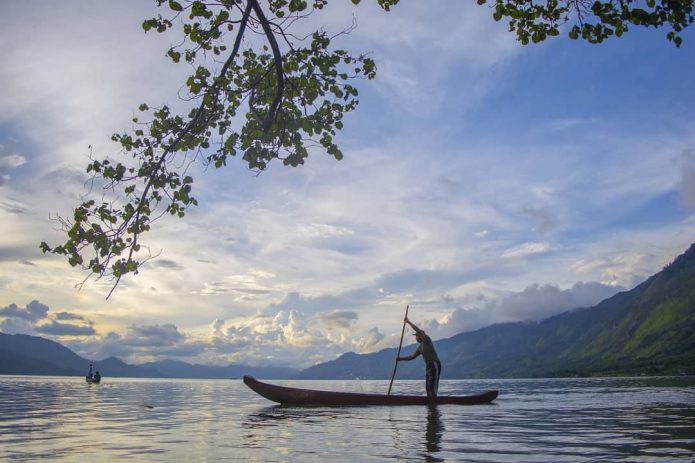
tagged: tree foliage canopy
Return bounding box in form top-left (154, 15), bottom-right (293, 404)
top-left (41, 0), bottom-right (693, 297)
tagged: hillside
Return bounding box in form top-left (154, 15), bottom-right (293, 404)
top-left (299, 244), bottom-right (695, 379)
top-left (0, 333), bottom-right (86, 376)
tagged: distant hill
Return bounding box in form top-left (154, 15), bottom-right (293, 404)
top-left (139, 359), bottom-right (297, 379)
top-left (0, 333), bottom-right (297, 379)
top-left (299, 243), bottom-right (695, 379)
top-left (0, 333), bottom-right (86, 376)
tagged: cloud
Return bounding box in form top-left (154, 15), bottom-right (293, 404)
top-left (570, 250), bottom-right (660, 287)
top-left (0, 300), bottom-right (49, 321)
top-left (502, 242), bottom-right (553, 259)
top-left (0, 317), bottom-right (36, 335)
top-left (126, 323), bottom-right (186, 347)
top-left (36, 320), bottom-right (96, 336)
top-left (210, 318), bottom-right (225, 337)
top-left (67, 323), bottom-right (207, 363)
top-left (0, 153), bottom-right (26, 169)
top-left (0, 145), bottom-right (26, 186)
top-left (490, 281), bottom-right (622, 322)
top-left (196, 271), bottom-right (276, 299)
top-left (353, 327), bottom-right (385, 352)
top-left (54, 311), bottom-right (85, 321)
top-left (0, 200), bottom-right (27, 214)
top-left (204, 308), bottom-right (393, 368)
top-left (318, 310), bottom-right (359, 329)
top-left (423, 280), bottom-right (622, 338)
top-left (150, 259), bottom-right (183, 269)
top-left (0, 300), bottom-right (98, 338)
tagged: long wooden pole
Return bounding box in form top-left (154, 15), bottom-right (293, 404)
top-left (387, 305), bottom-right (409, 395)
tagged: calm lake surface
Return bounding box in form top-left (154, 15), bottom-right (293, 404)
top-left (0, 375), bottom-right (693, 462)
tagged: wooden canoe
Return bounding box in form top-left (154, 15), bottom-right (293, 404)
top-left (243, 375), bottom-right (498, 406)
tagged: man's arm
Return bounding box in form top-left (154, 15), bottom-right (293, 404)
top-left (405, 317), bottom-right (425, 336)
top-left (398, 349), bottom-right (421, 362)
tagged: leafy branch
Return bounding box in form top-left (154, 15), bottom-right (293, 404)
top-left (41, 0), bottom-right (376, 297)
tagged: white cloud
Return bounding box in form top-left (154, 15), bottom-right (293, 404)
top-left (0, 149), bottom-right (26, 186)
top-left (0, 153), bottom-right (26, 170)
top-left (502, 242), bottom-right (553, 259)
top-left (422, 280), bottom-right (623, 338)
top-left (570, 250), bottom-right (662, 287)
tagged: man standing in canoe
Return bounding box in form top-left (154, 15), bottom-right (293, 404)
top-left (397, 317), bottom-right (442, 397)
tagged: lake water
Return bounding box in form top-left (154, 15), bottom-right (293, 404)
top-left (0, 375), bottom-right (693, 462)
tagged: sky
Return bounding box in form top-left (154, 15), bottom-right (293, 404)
top-left (0, 0), bottom-right (694, 369)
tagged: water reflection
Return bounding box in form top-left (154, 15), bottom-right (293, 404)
top-left (425, 405), bottom-right (444, 462)
top-left (245, 405), bottom-right (351, 426)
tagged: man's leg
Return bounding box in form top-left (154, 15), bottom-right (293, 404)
top-left (433, 361), bottom-right (442, 396)
top-left (425, 362), bottom-right (436, 397)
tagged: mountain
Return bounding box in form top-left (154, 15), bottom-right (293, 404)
top-left (0, 333), bottom-right (86, 376)
top-left (299, 243), bottom-right (695, 379)
top-left (0, 333), bottom-right (164, 377)
top-left (139, 359), bottom-right (297, 379)
top-left (0, 332), bottom-right (298, 379)
top-left (96, 356), bottom-right (164, 378)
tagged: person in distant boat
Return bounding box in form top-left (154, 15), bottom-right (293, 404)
top-left (86, 363), bottom-right (93, 381)
top-left (94, 371), bottom-right (101, 382)
top-left (397, 318), bottom-right (441, 397)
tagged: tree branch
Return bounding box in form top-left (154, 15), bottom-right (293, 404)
top-left (248, 0), bottom-right (285, 132)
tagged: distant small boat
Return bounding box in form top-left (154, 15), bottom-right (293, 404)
top-left (86, 375), bottom-right (101, 384)
top-left (243, 375), bottom-right (499, 406)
